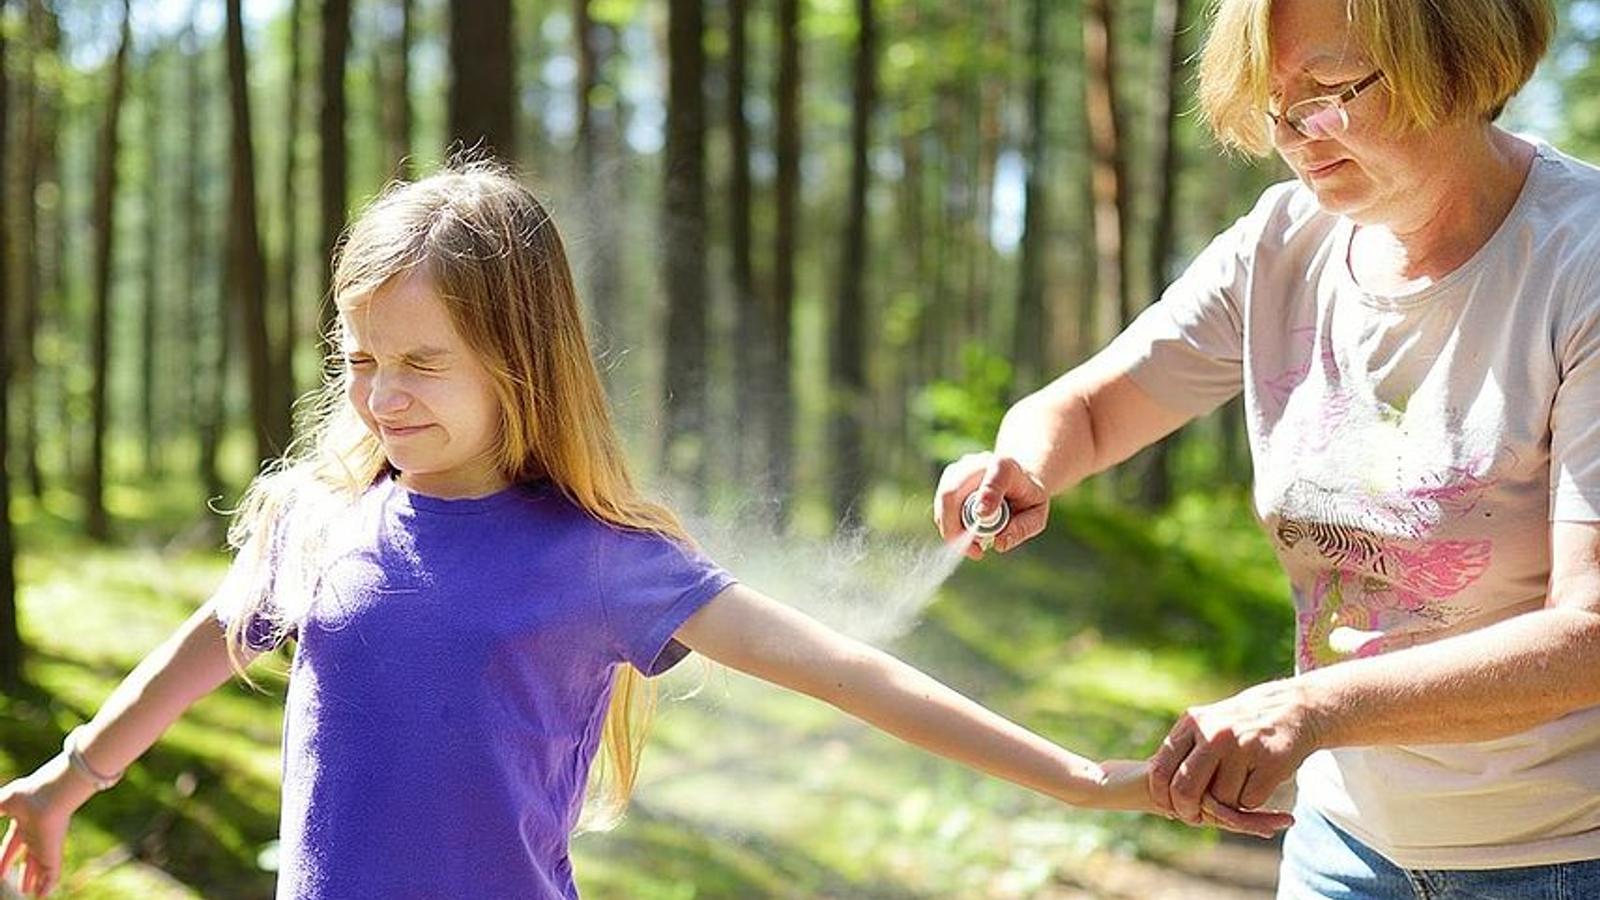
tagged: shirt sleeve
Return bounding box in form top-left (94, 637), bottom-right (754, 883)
top-left (1101, 184), bottom-right (1293, 416)
top-left (595, 525), bottom-right (738, 676)
top-left (1550, 258), bottom-right (1600, 521)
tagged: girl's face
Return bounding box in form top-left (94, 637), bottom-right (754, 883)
top-left (341, 271), bottom-right (508, 499)
top-left (1267, 0), bottom-right (1435, 226)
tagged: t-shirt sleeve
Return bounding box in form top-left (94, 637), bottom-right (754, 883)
top-left (1101, 185), bottom-right (1291, 416)
top-left (1550, 262), bottom-right (1600, 521)
top-left (595, 525), bottom-right (738, 676)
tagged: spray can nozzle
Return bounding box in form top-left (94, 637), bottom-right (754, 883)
top-left (960, 493), bottom-right (1011, 553)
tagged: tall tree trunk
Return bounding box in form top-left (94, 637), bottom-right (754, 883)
top-left (225, 0), bottom-right (281, 466)
top-left (448, 0), bottom-right (514, 161)
top-left (278, 0), bottom-right (304, 430)
top-left (186, 13), bottom-right (225, 509)
top-left (140, 50), bottom-right (163, 476)
top-left (770, 0), bottom-right (801, 530)
top-left (373, 0), bottom-right (412, 179)
top-left (831, 0), bottom-right (875, 526)
top-left (1012, 0), bottom-right (1051, 393)
top-left (392, 0), bottom-right (414, 179)
top-left (1083, 0), bottom-right (1130, 349)
top-left (574, 0), bottom-right (623, 372)
top-left (661, 0), bottom-right (709, 502)
top-left (319, 0), bottom-right (350, 351)
top-left (1135, 0), bottom-right (1190, 509)
top-left (17, 0), bottom-right (46, 499)
top-left (0, 0), bottom-right (22, 690)
top-left (725, 0), bottom-right (761, 486)
top-left (85, 0), bottom-right (133, 542)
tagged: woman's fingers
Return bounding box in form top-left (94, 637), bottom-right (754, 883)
top-left (1147, 725), bottom-right (1196, 816)
top-left (1200, 794), bottom-right (1294, 839)
top-left (1170, 741), bottom-right (1223, 824)
top-left (933, 455), bottom-right (987, 541)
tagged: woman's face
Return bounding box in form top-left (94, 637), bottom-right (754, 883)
top-left (341, 270), bottom-right (508, 499)
top-left (1268, 0), bottom-right (1436, 225)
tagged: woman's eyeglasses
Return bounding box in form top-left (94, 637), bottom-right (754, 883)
top-left (1266, 70), bottom-right (1385, 140)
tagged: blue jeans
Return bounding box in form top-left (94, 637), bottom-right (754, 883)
top-left (1277, 803), bottom-right (1600, 899)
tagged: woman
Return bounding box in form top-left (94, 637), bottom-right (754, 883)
top-left (934, 0), bottom-right (1600, 896)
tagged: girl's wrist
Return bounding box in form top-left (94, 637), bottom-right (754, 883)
top-left (38, 751), bottom-right (103, 813)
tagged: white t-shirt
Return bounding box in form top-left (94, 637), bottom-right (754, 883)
top-left (1108, 141), bottom-right (1600, 869)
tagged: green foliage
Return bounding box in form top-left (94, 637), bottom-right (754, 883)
top-left (912, 344), bottom-right (1012, 465)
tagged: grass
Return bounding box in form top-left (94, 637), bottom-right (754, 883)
top-left (0, 475), bottom-right (1293, 898)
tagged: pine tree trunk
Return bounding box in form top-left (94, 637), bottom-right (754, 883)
top-left (17, 0), bottom-right (46, 499)
top-left (448, 0), bottom-right (514, 161)
top-left (831, 0), bottom-right (875, 526)
top-left (574, 0), bottom-right (623, 377)
top-left (725, 0), bottom-right (762, 487)
top-left (393, 0), bottom-right (414, 179)
top-left (319, 0), bottom-right (350, 351)
top-left (85, 0), bottom-right (133, 541)
top-left (1012, 0), bottom-right (1051, 393)
top-left (0, 0), bottom-right (23, 690)
top-left (140, 51), bottom-right (163, 476)
top-left (770, 0), bottom-right (801, 530)
top-left (278, 0), bottom-right (304, 432)
top-left (225, 0), bottom-right (281, 466)
top-left (1083, 0), bottom-right (1130, 350)
top-left (188, 18), bottom-right (226, 511)
top-left (661, 0), bottom-right (709, 502)
top-left (1135, 0), bottom-right (1190, 509)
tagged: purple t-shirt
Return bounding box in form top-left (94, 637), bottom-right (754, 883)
top-left (214, 476), bottom-right (735, 899)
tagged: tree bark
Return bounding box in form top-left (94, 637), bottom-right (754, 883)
top-left (448, 0), bottom-right (515, 161)
top-left (1012, 0), bottom-right (1051, 392)
top-left (225, 0), bottom-right (282, 466)
top-left (16, 0), bottom-right (47, 499)
top-left (0, 0), bottom-right (22, 690)
top-left (1083, 0), bottom-right (1130, 349)
top-left (1135, 0), bottom-right (1190, 509)
top-left (140, 49), bottom-right (163, 476)
top-left (769, 0), bottom-right (801, 530)
top-left (661, 0), bottom-right (709, 502)
top-left (725, 0), bottom-right (762, 486)
top-left (84, 0), bottom-right (133, 541)
top-left (831, 0), bottom-right (875, 525)
top-left (319, 0), bottom-right (351, 351)
top-left (574, 0), bottom-right (623, 378)
top-left (278, 0), bottom-right (305, 432)
top-left (186, 14), bottom-right (225, 510)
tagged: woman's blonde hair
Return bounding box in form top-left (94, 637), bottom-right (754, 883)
top-left (1198, 0), bottom-right (1554, 155)
top-left (224, 160), bottom-right (687, 824)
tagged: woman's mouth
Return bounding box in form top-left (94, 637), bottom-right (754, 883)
top-left (1305, 159), bottom-right (1348, 178)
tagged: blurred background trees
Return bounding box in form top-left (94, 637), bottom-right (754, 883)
top-left (0, 1), bottom-right (1593, 893)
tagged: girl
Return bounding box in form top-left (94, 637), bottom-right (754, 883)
top-left (0, 164), bottom-right (1278, 899)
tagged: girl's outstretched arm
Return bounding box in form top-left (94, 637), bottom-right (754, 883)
top-left (673, 584), bottom-right (1288, 835)
top-left (0, 600), bottom-right (251, 897)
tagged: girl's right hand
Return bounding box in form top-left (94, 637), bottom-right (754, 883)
top-left (0, 756), bottom-right (90, 898)
top-left (934, 452), bottom-right (1051, 559)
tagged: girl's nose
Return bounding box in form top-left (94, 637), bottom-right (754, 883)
top-left (367, 371), bottom-right (413, 417)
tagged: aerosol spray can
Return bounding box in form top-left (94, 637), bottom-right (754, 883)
top-left (960, 493), bottom-right (1011, 552)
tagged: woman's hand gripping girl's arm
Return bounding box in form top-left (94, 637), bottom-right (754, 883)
top-left (673, 584), bottom-right (1290, 835)
top-left (0, 601), bottom-right (253, 898)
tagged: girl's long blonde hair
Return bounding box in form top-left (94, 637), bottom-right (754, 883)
top-left (224, 160), bottom-right (686, 823)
